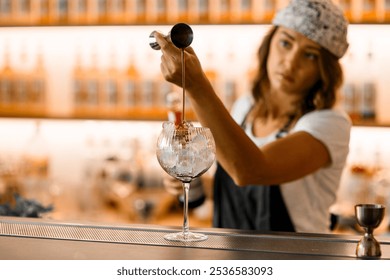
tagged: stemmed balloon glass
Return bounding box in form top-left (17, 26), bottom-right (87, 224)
top-left (156, 121), bottom-right (216, 241)
top-left (151, 22), bottom-right (214, 241)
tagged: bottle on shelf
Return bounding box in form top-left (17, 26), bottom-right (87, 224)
top-left (72, 49), bottom-right (85, 107)
top-left (0, 0), bottom-right (13, 25)
top-left (0, 45), bottom-right (14, 108)
top-left (107, 0), bottom-right (126, 24)
top-left (13, 43), bottom-right (27, 108)
top-left (360, 47), bottom-right (377, 120)
top-left (96, 0), bottom-right (108, 23)
top-left (132, 0), bottom-right (147, 24)
top-left (123, 0), bottom-right (134, 23)
top-left (0, 42), bottom-right (47, 116)
top-left (28, 0), bottom-right (38, 24)
top-left (342, 83), bottom-right (360, 122)
top-left (84, 0), bottom-right (98, 23)
top-left (384, 0), bottom-right (390, 21)
top-left (156, 76), bottom-right (174, 110)
top-left (28, 47), bottom-right (46, 112)
top-left (14, 0), bottom-right (32, 25)
top-left (218, 0), bottom-right (233, 23)
top-left (342, 82), bottom-right (359, 122)
top-left (169, 0), bottom-right (189, 23)
top-left (262, 0), bottom-right (277, 22)
top-left (38, 0), bottom-right (51, 24)
top-left (140, 81), bottom-right (155, 110)
top-left (222, 50), bottom-right (238, 111)
top-left (140, 53), bottom-right (158, 109)
top-left (82, 50), bottom-right (101, 113)
top-left (360, 0), bottom-right (378, 22)
top-left (153, 0), bottom-right (168, 24)
top-left (193, 0), bottom-right (211, 23)
top-left (14, 75), bottom-right (28, 108)
top-left (68, 0), bottom-right (88, 24)
top-left (101, 50), bottom-right (119, 112)
top-left (232, 0), bottom-right (253, 23)
top-left (119, 50), bottom-right (140, 113)
top-left (341, 51), bottom-right (360, 122)
top-left (73, 47), bottom-right (87, 109)
top-left (50, 0), bottom-right (69, 24)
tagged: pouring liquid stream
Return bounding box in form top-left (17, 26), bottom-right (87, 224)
top-left (177, 48), bottom-right (190, 145)
top-left (181, 49), bottom-right (186, 125)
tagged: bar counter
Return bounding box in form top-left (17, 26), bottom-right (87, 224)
top-left (0, 217), bottom-right (389, 260)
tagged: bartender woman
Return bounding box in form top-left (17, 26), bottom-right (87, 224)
top-left (156, 0), bottom-right (351, 233)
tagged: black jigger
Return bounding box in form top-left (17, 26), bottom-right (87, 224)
top-left (355, 204), bottom-right (385, 258)
top-left (149, 23), bottom-right (193, 50)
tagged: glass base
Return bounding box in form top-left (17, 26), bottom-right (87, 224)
top-left (164, 231), bottom-right (208, 242)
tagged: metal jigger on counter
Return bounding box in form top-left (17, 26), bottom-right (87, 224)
top-left (149, 23), bottom-right (193, 50)
top-left (355, 204), bottom-right (385, 258)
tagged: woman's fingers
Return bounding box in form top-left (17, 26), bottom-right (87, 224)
top-left (154, 32), bottom-right (183, 86)
top-left (155, 32), bottom-right (180, 57)
top-left (155, 32), bottom-right (204, 90)
top-left (184, 46), bottom-right (196, 55)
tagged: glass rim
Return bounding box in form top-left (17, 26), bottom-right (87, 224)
top-left (355, 204), bottom-right (385, 209)
top-left (161, 121), bottom-right (212, 131)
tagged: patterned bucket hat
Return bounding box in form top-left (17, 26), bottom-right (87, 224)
top-left (272, 0), bottom-right (349, 58)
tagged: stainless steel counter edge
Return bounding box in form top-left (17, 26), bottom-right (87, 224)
top-left (1, 217), bottom-right (389, 260)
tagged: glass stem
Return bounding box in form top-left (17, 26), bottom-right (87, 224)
top-left (182, 181), bottom-right (190, 238)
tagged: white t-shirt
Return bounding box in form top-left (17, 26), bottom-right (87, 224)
top-left (231, 95), bottom-right (351, 233)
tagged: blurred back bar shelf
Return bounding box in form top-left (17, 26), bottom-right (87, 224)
top-left (1, 0), bottom-right (390, 26)
top-left (0, 108), bottom-right (196, 121)
top-left (0, 0), bottom-right (390, 125)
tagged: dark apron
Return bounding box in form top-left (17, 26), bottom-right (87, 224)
top-left (212, 112), bottom-right (295, 232)
top-left (213, 164), bottom-right (295, 231)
